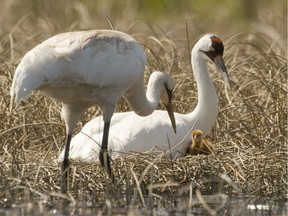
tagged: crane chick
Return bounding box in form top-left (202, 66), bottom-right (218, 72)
top-left (187, 129), bottom-right (214, 155)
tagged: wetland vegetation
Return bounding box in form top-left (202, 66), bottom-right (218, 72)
top-left (0, 0), bottom-right (287, 215)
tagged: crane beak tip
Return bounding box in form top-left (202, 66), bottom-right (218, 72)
top-left (223, 73), bottom-right (232, 89)
top-left (215, 55), bottom-right (232, 89)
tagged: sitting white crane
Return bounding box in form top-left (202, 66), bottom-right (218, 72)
top-left (10, 30), bottom-right (177, 194)
top-left (58, 34), bottom-right (231, 162)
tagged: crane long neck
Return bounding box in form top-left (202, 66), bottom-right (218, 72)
top-left (188, 51), bottom-right (218, 132)
top-left (125, 75), bottom-right (162, 116)
top-left (137, 81), bottom-right (163, 116)
top-left (193, 53), bottom-right (217, 108)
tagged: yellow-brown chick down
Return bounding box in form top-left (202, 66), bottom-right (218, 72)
top-left (187, 129), bottom-right (214, 155)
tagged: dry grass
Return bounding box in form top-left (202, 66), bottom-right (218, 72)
top-left (0, 30), bottom-right (286, 215)
top-left (0, 1), bottom-right (287, 215)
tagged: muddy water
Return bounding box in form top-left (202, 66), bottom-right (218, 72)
top-left (1, 196), bottom-right (287, 216)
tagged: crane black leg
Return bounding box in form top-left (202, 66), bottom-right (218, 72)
top-left (99, 121), bottom-right (114, 180)
top-left (61, 134), bottom-right (72, 194)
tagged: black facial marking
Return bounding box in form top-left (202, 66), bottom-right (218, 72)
top-left (204, 35), bottom-right (224, 61)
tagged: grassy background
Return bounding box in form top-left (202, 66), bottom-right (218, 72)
top-left (0, 0), bottom-right (287, 215)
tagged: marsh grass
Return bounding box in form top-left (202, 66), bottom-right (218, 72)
top-left (0, 30), bottom-right (286, 215)
top-left (0, 1), bottom-right (287, 215)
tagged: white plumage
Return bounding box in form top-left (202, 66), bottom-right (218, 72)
top-left (10, 30), bottom-right (176, 193)
top-left (59, 34), bottom-right (231, 162)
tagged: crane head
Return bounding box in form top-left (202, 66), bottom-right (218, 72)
top-left (198, 34), bottom-right (232, 89)
top-left (149, 71), bottom-right (177, 133)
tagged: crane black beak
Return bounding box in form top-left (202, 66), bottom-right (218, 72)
top-left (214, 55), bottom-right (232, 89)
top-left (164, 87), bottom-right (177, 134)
top-left (165, 101), bottom-right (177, 134)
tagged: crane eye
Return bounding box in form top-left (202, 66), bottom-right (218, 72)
top-left (201, 50), bottom-right (217, 62)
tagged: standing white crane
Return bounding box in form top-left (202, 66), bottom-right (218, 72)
top-left (59, 34), bottom-right (231, 162)
top-left (10, 30), bottom-right (177, 194)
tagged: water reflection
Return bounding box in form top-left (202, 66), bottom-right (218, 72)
top-left (1, 196), bottom-right (287, 216)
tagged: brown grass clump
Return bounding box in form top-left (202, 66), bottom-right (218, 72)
top-left (0, 19), bottom-right (286, 215)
